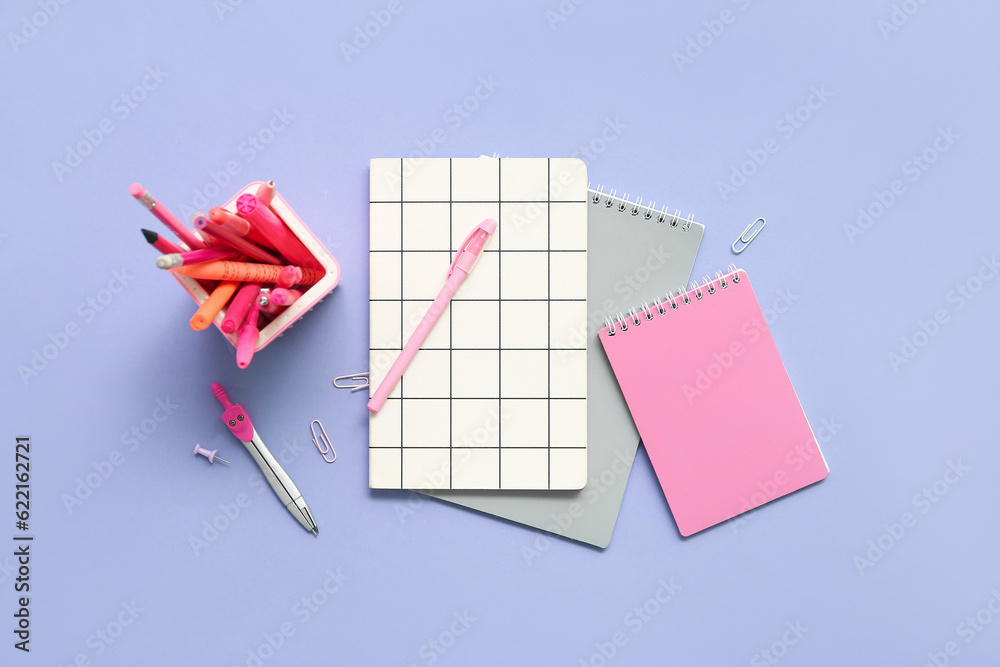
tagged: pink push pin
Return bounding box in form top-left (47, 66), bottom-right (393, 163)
top-left (193, 443), bottom-right (229, 464)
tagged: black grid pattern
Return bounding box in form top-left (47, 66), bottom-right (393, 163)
top-left (369, 158), bottom-right (588, 490)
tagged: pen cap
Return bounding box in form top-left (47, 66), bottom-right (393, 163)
top-left (453, 218), bottom-right (497, 275)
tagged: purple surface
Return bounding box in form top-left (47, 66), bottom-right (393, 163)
top-left (1, 1), bottom-right (999, 665)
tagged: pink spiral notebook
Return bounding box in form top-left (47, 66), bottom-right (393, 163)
top-left (599, 267), bottom-right (828, 536)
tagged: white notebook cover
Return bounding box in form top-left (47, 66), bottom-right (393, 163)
top-left (369, 157), bottom-right (589, 490)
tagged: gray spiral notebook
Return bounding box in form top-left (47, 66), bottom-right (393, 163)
top-left (427, 186), bottom-right (704, 547)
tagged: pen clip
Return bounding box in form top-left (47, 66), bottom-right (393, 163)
top-left (447, 220), bottom-right (494, 278)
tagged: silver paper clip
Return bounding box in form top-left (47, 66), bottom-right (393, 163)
top-left (310, 420), bottom-right (336, 463)
top-left (732, 217), bottom-right (765, 254)
top-left (333, 372), bottom-right (369, 392)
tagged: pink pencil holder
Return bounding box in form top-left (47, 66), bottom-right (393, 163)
top-left (172, 181), bottom-right (341, 358)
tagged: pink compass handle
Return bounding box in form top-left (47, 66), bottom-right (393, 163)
top-left (211, 382), bottom-right (234, 409)
top-left (212, 382), bottom-right (255, 442)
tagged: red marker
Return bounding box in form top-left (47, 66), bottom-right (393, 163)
top-left (236, 194), bottom-right (319, 269)
top-left (208, 207), bottom-right (271, 247)
top-left (195, 217), bottom-right (283, 265)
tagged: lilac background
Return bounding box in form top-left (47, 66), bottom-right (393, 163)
top-left (2, 1), bottom-right (999, 665)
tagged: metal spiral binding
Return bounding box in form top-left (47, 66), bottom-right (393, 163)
top-left (607, 264), bottom-right (741, 335)
top-left (589, 184), bottom-right (697, 231)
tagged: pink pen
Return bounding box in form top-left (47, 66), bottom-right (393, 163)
top-left (221, 283), bottom-right (261, 334)
top-left (368, 218), bottom-right (497, 413)
top-left (236, 298), bottom-right (262, 368)
top-left (195, 217), bottom-right (283, 265)
top-left (155, 246), bottom-right (239, 269)
top-left (270, 288), bottom-right (302, 306)
top-left (129, 183), bottom-right (206, 249)
top-left (236, 194), bottom-right (320, 269)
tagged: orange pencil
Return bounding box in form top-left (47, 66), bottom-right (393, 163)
top-left (172, 261), bottom-right (324, 285)
top-left (190, 281), bottom-right (241, 331)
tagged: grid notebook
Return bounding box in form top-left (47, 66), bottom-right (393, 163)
top-left (369, 157), bottom-right (589, 490)
top-left (430, 187), bottom-right (704, 547)
top-left (599, 267), bottom-right (829, 536)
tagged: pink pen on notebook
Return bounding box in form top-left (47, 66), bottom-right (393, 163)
top-left (368, 218), bottom-right (497, 413)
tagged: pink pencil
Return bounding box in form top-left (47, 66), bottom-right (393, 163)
top-left (155, 247), bottom-right (239, 269)
top-left (236, 298), bottom-right (262, 368)
top-left (141, 228), bottom-right (184, 255)
top-left (195, 217), bottom-right (283, 265)
top-left (236, 194), bottom-right (320, 269)
top-left (221, 283), bottom-right (260, 334)
top-left (129, 183), bottom-right (205, 250)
